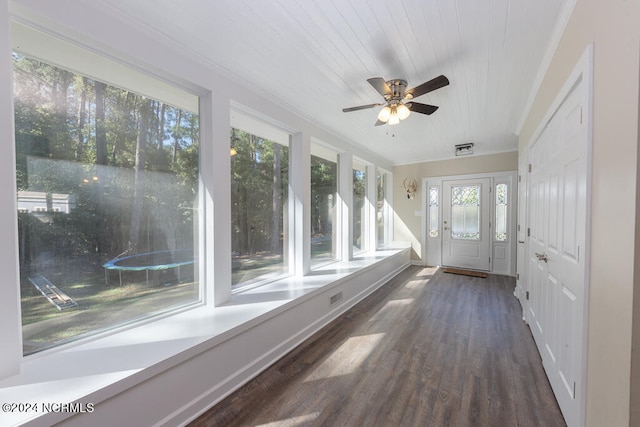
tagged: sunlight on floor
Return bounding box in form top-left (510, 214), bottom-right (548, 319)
top-left (255, 412), bottom-right (321, 427)
top-left (383, 298), bottom-right (415, 306)
top-left (303, 333), bottom-right (385, 382)
top-left (368, 298), bottom-right (416, 322)
top-left (404, 277), bottom-right (431, 289)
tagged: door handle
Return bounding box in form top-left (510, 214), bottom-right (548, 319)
top-left (518, 240), bottom-right (525, 244)
top-left (535, 252), bottom-right (548, 262)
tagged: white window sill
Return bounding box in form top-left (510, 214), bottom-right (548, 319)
top-left (0, 244), bottom-right (409, 426)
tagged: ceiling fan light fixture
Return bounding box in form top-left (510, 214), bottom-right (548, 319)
top-left (397, 103), bottom-right (411, 120)
top-left (388, 107), bottom-right (400, 125)
top-left (377, 105), bottom-right (391, 122)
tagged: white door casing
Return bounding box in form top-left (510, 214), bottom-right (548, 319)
top-left (516, 154), bottom-right (528, 308)
top-left (442, 178), bottom-right (491, 271)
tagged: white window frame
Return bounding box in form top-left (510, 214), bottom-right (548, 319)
top-left (10, 24), bottom-right (208, 355)
top-left (352, 157), bottom-right (369, 256)
top-left (310, 141), bottom-right (340, 269)
top-left (375, 167), bottom-right (393, 249)
top-left (229, 109), bottom-right (293, 290)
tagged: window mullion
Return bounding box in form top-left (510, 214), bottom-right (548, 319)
top-left (290, 132), bottom-right (310, 276)
top-left (206, 93), bottom-right (231, 306)
top-left (339, 152), bottom-right (352, 261)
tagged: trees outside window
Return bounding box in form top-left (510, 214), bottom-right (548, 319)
top-left (353, 161), bottom-right (367, 254)
top-left (13, 54), bottom-right (200, 355)
top-left (230, 128), bottom-right (289, 287)
top-left (310, 144), bottom-right (338, 267)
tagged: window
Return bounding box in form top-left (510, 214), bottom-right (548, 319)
top-left (376, 171), bottom-right (388, 247)
top-left (14, 53), bottom-right (200, 355)
top-left (451, 185), bottom-right (480, 240)
top-left (310, 143), bottom-right (338, 267)
top-left (429, 186), bottom-right (439, 238)
top-left (495, 183), bottom-right (508, 241)
top-left (352, 160), bottom-right (367, 254)
top-left (230, 125), bottom-right (289, 287)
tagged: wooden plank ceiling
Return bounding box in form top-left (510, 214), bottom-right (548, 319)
top-left (89, 0), bottom-right (573, 164)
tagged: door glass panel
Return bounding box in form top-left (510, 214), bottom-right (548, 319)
top-left (451, 185), bottom-right (480, 240)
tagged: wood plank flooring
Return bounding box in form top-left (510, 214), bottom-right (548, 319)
top-left (190, 266), bottom-right (566, 426)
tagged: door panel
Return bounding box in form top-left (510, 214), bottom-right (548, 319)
top-left (442, 178), bottom-right (490, 270)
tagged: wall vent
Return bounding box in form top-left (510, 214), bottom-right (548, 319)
top-left (330, 291), bottom-right (343, 306)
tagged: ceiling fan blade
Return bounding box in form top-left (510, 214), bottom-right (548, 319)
top-left (374, 119), bottom-right (386, 126)
top-left (342, 103), bottom-right (381, 112)
top-left (367, 77), bottom-right (392, 99)
top-left (405, 75), bottom-right (449, 99)
top-left (407, 102), bottom-right (439, 115)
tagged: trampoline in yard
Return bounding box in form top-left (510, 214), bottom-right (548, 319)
top-left (103, 249), bottom-right (196, 286)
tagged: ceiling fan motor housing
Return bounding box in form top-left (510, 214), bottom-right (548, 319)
top-left (386, 79), bottom-right (408, 100)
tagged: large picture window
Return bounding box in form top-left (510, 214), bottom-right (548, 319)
top-left (230, 126), bottom-right (289, 287)
top-left (14, 54), bottom-right (200, 355)
top-left (310, 144), bottom-right (338, 267)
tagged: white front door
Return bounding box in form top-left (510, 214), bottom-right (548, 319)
top-left (441, 178), bottom-right (491, 271)
top-left (527, 70), bottom-right (588, 427)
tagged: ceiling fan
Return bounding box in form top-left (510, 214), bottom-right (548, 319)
top-left (342, 74), bottom-right (449, 126)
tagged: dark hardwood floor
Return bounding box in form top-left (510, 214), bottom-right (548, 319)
top-left (190, 266), bottom-right (566, 427)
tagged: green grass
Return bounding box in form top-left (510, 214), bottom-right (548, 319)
top-left (21, 270), bottom-right (199, 352)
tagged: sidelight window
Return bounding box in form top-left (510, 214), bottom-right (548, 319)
top-left (429, 186), bottom-right (439, 238)
top-left (495, 183), bottom-right (508, 241)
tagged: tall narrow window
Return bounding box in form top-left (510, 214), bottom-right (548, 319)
top-left (376, 171), bottom-right (387, 248)
top-left (495, 183), bottom-right (508, 241)
top-left (230, 124), bottom-right (289, 288)
top-left (353, 160), bottom-right (367, 254)
top-left (14, 54), bottom-right (200, 355)
top-left (310, 143), bottom-right (338, 267)
top-left (429, 186), bottom-right (439, 237)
